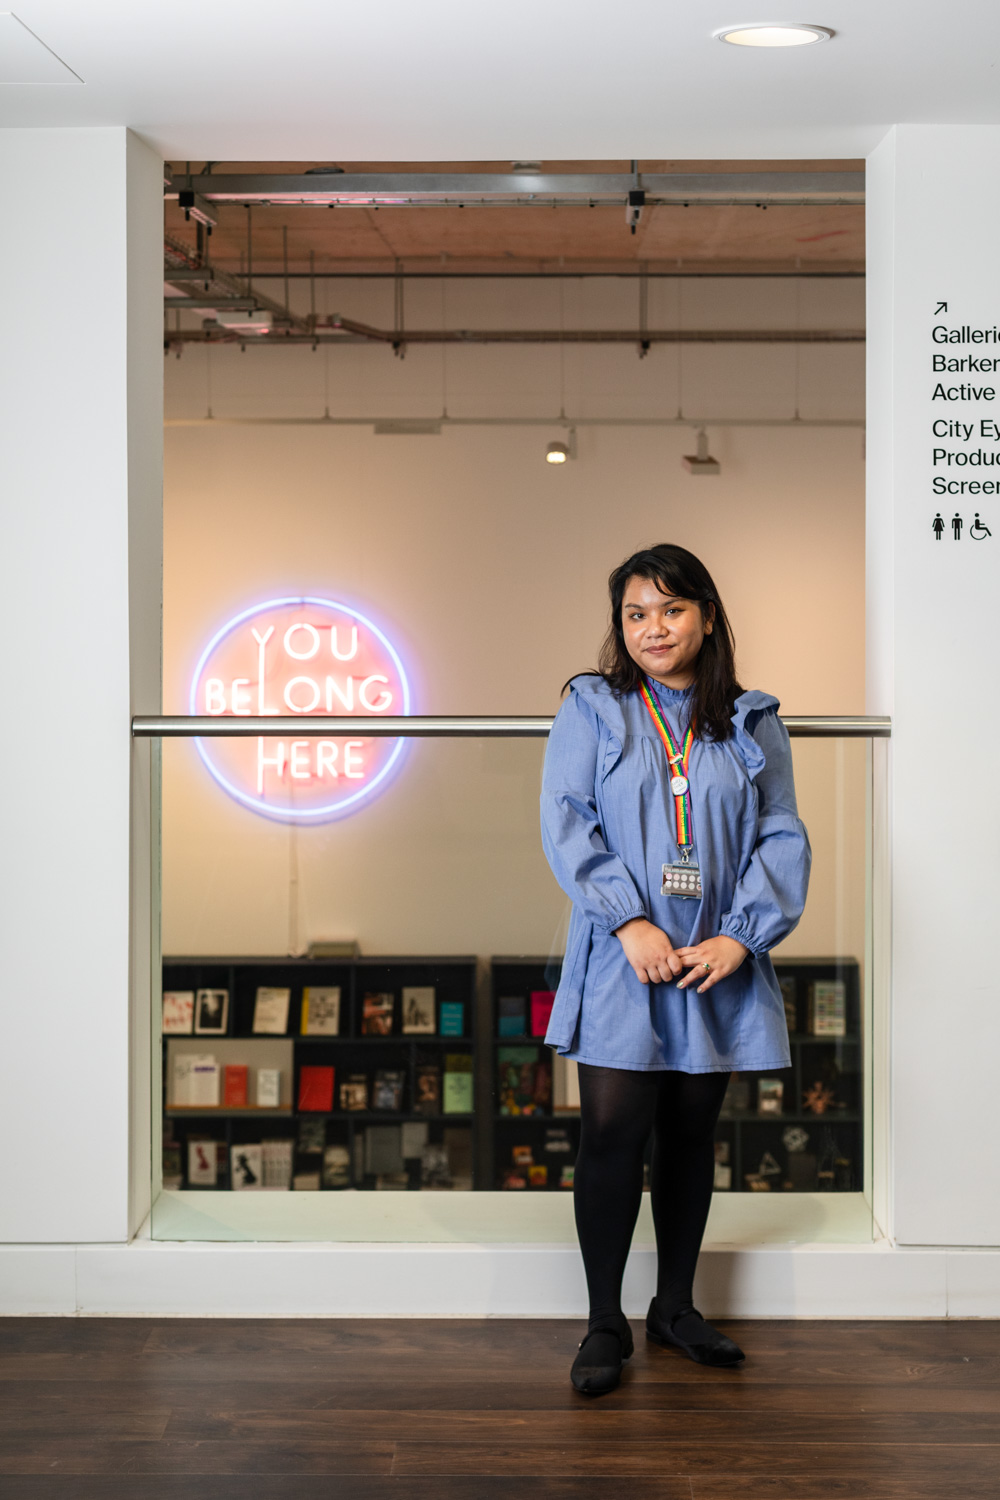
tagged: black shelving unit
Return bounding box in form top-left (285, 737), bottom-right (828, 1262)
top-left (161, 955), bottom-right (478, 1191)
top-left (490, 956), bottom-right (578, 1191)
top-left (719, 956), bottom-right (863, 1193)
top-left (488, 954), bottom-right (863, 1194)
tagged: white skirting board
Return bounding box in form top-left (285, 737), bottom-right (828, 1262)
top-left (2, 1240), bottom-right (1000, 1317)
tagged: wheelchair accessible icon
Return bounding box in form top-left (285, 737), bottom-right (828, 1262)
top-left (971, 513), bottom-right (992, 540)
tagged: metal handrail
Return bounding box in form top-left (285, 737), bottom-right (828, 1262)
top-left (131, 714), bottom-right (890, 739)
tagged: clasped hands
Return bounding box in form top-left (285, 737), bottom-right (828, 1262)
top-left (614, 917), bottom-right (749, 994)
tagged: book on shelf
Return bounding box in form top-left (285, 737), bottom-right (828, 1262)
top-left (252, 986), bottom-right (290, 1035)
top-left (552, 1054), bottom-right (580, 1111)
top-left (162, 1142), bottom-right (183, 1190)
top-left (529, 1164), bottom-right (548, 1187)
top-left (297, 1117), bottom-right (325, 1154)
top-left (439, 1001), bottom-right (464, 1037)
top-left (301, 986), bottom-right (341, 1036)
top-left (443, 1053), bottom-right (474, 1113)
top-left (530, 991), bottom-right (556, 1037)
top-left (374, 1172), bottom-right (410, 1190)
top-left (293, 1171), bottom-right (321, 1191)
top-left (501, 1167), bottom-right (527, 1189)
top-left (222, 1064), bottom-right (249, 1109)
top-left (298, 1065), bottom-right (335, 1112)
top-left (162, 991), bottom-right (194, 1034)
top-left (512, 1143), bottom-right (533, 1168)
top-left (362, 991), bottom-right (394, 1036)
top-left (194, 989), bottom-right (229, 1035)
top-left (787, 1151), bottom-right (819, 1191)
top-left (322, 1143), bottom-right (350, 1189)
top-left (401, 1120), bottom-right (429, 1158)
top-left (172, 1053), bottom-right (219, 1108)
top-left (778, 976), bottom-right (798, 1033)
top-left (497, 1046), bottom-right (551, 1115)
top-left (365, 1124), bottom-right (405, 1176)
top-left (261, 1138), bottom-right (293, 1189)
top-left (401, 986), bottom-right (436, 1034)
top-left (808, 979), bottom-right (847, 1037)
top-left (559, 1164), bottom-right (575, 1189)
top-left (719, 1073), bottom-right (751, 1117)
top-left (421, 1142), bottom-right (451, 1189)
top-left (542, 1126), bottom-right (572, 1163)
top-left (230, 1144), bottom-right (263, 1190)
top-left (757, 1077), bottom-right (785, 1115)
top-left (372, 1069), bottom-right (405, 1112)
top-left (713, 1141), bottom-right (732, 1190)
top-left (256, 1067), bottom-right (281, 1108)
top-left (340, 1073), bottom-right (369, 1111)
top-left (414, 1060), bottom-right (441, 1115)
top-left (187, 1138), bottom-right (217, 1186)
top-left (497, 995), bottom-right (526, 1037)
top-left (443, 1126), bottom-right (473, 1191)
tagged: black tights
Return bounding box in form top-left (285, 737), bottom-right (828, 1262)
top-left (574, 1064), bottom-right (730, 1327)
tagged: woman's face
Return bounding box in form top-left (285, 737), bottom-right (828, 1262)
top-left (621, 574), bottom-right (713, 687)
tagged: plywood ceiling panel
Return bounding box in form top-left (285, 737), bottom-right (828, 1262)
top-left (165, 161), bottom-right (864, 275)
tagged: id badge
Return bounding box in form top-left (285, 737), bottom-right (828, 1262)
top-left (661, 860), bottom-right (703, 900)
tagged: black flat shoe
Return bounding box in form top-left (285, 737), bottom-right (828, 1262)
top-left (645, 1300), bottom-right (745, 1367)
top-left (570, 1316), bottom-right (634, 1395)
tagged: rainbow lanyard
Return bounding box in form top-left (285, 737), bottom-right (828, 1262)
top-left (638, 678), bottom-right (695, 852)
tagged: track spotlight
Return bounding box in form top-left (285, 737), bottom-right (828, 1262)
top-left (546, 428), bottom-right (577, 464)
top-left (682, 428), bottom-right (721, 476)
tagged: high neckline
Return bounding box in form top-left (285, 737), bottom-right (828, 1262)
top-left (647, 677), bottom-right (693, 700)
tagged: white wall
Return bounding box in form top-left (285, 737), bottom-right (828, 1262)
top-left (162, 277), bottom-right (866, 960)
top-left (0, 129), bottom-right (162, 1243)
top-left (868, 127), bottom-right (1000, 1247)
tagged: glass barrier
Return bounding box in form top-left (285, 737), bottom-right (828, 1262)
top-left (149, 726), bottom-right (879, 1244)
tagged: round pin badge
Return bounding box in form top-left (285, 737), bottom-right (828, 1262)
top-left (670, 775), bottom-right (689, 796)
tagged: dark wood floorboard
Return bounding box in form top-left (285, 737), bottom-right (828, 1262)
top-left (0, 1318), bottom-right (997, 1498)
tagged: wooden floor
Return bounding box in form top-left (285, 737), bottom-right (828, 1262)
top-left (0, 1317), bottom-right (998, 1498)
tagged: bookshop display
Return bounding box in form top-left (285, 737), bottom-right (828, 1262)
top-left (489, 955), bottom-right (862, 1193)
top-left (162, 953), bottom-right (862, 1196)
top-left (161, 956), bottom-right (476, 1192)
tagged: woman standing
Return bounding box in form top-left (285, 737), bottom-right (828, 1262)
top-left (541, 544), bottom-right (811, 1395)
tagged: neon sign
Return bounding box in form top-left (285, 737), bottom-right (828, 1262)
top-left (190, 596), bottom-right (411, 823)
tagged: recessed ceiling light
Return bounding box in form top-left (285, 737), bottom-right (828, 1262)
top-left (714, 23), bottom-right (834, 47)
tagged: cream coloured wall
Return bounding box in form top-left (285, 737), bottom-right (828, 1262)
top-left (162, 276), bottom-right (865, 959)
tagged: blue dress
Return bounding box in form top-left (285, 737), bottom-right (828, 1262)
top-left (541, 673), bottom-right (811, 1073)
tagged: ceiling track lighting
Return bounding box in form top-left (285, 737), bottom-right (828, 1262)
top-left (682, 429), bottom-right (720, 476)
top-left (546, 429), bottom-right (578, 464)
top-left (714, 23), bottom-right (834, 47)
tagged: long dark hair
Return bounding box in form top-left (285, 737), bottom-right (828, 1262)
top-left (573, 544), bottom-right (743, 743)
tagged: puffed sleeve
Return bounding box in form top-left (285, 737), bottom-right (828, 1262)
top-left (719, 704), bottom-right (812, 955)
top-left (540, 688), bottom-right (648, 933)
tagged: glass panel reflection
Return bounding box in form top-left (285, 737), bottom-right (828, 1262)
top-left (152, 730), bottom-right (872, 1238)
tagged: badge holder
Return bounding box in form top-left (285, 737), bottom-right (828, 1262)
top-left (661, 850), bottom-right (703, 900)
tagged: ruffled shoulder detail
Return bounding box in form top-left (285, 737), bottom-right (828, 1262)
top-left (730, 689), bottom-right (781, 783)
top-left (566, 673), bottom-right (628, 742)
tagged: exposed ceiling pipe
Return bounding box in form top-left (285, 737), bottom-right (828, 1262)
top-left (163, 324), bottom-right (864, 349)
top-left (163, 414), bottom-right (864, 430)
